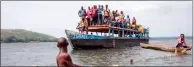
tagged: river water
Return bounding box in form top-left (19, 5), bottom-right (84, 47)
top-left (1, 38), bottom-right (193, 66)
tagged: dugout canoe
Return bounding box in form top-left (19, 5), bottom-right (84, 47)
top-left (140, 43), bottom-right (192, 52)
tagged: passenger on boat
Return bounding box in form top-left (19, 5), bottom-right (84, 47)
top-left (56, 37), bottom-right (80, 67)
top-left (110, 10), bottom-right (114, 21)
top-left (78, 6), bottom-right (86, 20)
top-left (114, 15), bottom-right (119, 26)
top-left (104, 5), bottom-right (110, 24)
top-left (101, 5), bottom-right (104, 25)
top-left (92, 5), bottom-right (98, 25)
top-left (97, 5), bottom-right (103, 25)
top-left (80, 17), bottom-right (88, 33)
top-left (131, 17), bottom-right (137, 30)
top-left (137, 25), bottom-right (145, 37)
top-left (125, 15), bottom-right (131, 28)
top-left (124, 15), bottom-right (132, 37)
top-left (76, 23), bottom-right (82, 33)
top-left (144, 27), bottom-right (149, 37)
top-left (175, 34), bottom-right (188, 54)
top-left (86, 6), bottom-right (92, 26)
top-left (119, 11), bottom-right (125, 28)
top-left (115, 10), bottom-right (119, 17)
top-left (112, 10), bottom-right (116, 21)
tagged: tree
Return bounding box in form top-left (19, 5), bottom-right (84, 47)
top-left (5, 36), bottom-right (17, 43)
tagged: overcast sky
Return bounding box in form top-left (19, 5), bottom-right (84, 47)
top-left (1, 1), bottom-right (192, 38)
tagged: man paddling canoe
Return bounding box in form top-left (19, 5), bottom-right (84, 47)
top-left (175, 34), bottom-right (189, 54)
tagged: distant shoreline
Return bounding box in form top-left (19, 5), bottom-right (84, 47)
top-left (1, 41), bottom-right (55, 44)
top-left (1, 29), bottom-right (57, 43)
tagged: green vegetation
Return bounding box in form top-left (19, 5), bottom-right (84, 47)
top-left (1, 29), bottom-right (57, 43)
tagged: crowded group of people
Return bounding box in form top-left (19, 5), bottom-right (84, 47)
top-left (78, 5), bottom-right (137, 27)
top-left (78, 4), bottom-right (145, 35)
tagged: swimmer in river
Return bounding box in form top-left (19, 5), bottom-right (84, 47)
top-left (56, 37), bottom-right (80, 67)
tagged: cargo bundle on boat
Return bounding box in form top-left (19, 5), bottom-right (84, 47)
top-left (65, 5), bottom-right (150, 49)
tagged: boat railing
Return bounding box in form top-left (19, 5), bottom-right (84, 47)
top-left (108, 21), bottom-right (149, 38)
top-left (76, 20), bottom-right (149, 38)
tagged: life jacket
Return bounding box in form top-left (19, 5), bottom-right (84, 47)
top-left (104, 8), bottom-right (110, 17)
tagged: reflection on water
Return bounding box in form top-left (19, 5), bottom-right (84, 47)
top-left (1, 38), bottom-right (192, 66)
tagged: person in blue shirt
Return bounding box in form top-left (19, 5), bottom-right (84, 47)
top-left (97, 5), bottom-right (103, 25)
top-left (125, 15), bottom-right (131, 37)
top-left (125, 15), bottom-right (130, 28)
top-left (78, 6), bottom-right (86, 19)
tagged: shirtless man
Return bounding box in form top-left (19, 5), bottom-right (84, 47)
top-left (56, 37), bottom-right (79, 67)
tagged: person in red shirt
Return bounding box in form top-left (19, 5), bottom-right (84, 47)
top-left (91, 5), bottom-right (98, 25)
top-left (175, 34), bottom-right (189, 54)
top-left (86, 6), bottom-right (92, 26)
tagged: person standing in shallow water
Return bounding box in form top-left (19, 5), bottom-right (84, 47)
top-left (175, 34), bottom-right (189, 54)
top-left (56, 37), bottom-right (80, 67)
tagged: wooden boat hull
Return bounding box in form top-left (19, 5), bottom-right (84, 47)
top-left (140, 43), bottom-right (192, 52)
top-left (65, 30), bottom-right (149, 49)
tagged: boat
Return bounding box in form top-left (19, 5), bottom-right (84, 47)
top-left (65, 21), bottom-right (150, 49)
top-left (65, 6), bottom-right (149, 49)
top-left (140, 43), bottom-right (192, 53)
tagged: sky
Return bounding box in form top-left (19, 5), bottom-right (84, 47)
top-left (1, 1), bottom-right (193, 38)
